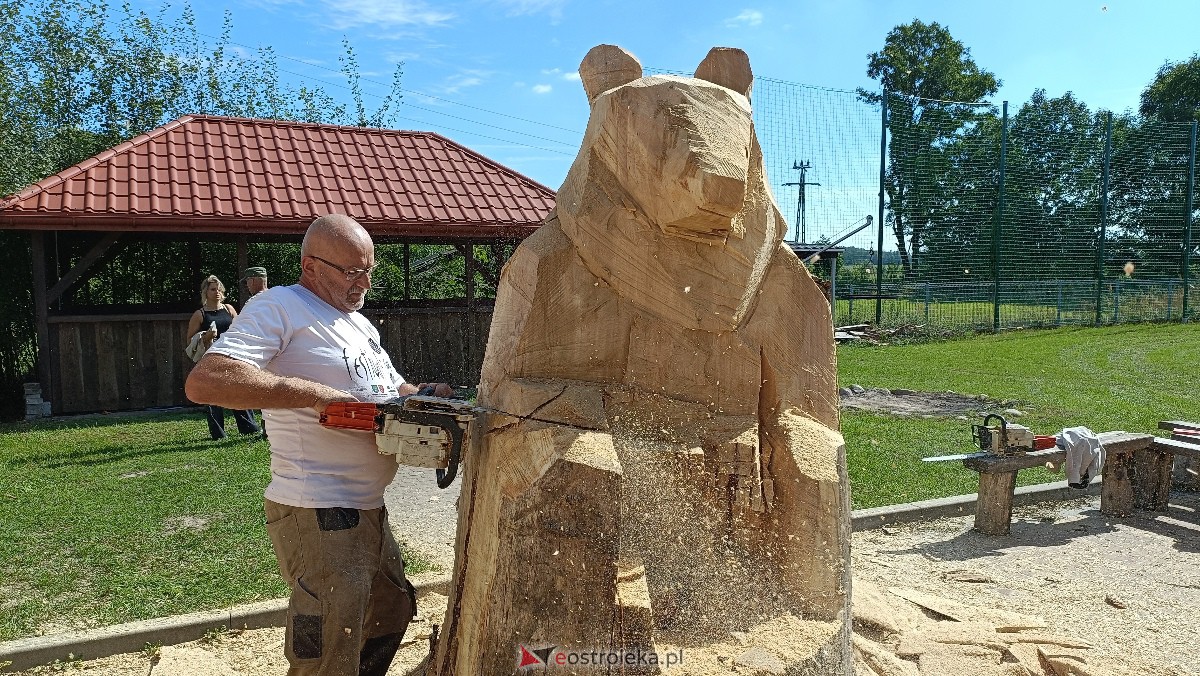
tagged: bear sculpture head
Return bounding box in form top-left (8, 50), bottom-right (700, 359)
top-left (555, 45), bottom-right (789, 333)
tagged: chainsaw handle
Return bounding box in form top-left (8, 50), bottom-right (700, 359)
top-left (319, 402), bottom-right (380, 431)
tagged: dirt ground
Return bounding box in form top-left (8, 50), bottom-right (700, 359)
top-left (839, 386), bottom-right (1015, 418)
top-left (11, 491), bottom-right (1199, 675)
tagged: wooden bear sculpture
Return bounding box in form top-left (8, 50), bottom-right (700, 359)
top-left (429, 44), bottom-right (851, 675)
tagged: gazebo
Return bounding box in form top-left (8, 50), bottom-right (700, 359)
top-left (0, 114), bottom-right (556, 414)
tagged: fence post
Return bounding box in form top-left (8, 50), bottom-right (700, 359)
top-left (1167, 280), bottom-right (1175, 321)
top-left (1056, 281), bottom-right (1063, 326)
top-left (1113, 280), bottom-right (1120, 322)
top-left (991, 101), bottom-right (1008, 333)
top-left (924, 282), bottom-right (931, 322)
top-left (1183, 120), bottom-right (1196, 323)
top-left (1095, 112), bottom-right (1114, 325)
top-left (876, 92), bottom-right (888, 326)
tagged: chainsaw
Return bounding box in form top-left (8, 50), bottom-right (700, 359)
top-left (923, 413), bottom-right (1057, 462)
top-left (318, 389), bottom-right (486, 489)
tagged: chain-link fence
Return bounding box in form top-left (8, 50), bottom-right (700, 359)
top-left (752, 80), bottom-right (1197, 330)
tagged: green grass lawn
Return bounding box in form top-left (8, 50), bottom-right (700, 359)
top-left (840, 322), bottom-right (1200, 508)
top-left (0, 412), bottom-right (431, 642)
top-left (0, 323), bottom-right (1194, 641)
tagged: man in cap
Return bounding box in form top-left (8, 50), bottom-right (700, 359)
top-left (242, 266), bottom-right (269, 301)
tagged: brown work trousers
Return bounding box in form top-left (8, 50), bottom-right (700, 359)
top-left (265, 500), bottom-right (417, 676)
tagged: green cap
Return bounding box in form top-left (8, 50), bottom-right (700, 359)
top-left (242, 266), bottom-right (268, 280)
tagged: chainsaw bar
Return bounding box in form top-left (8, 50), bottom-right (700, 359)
top-left (922, 451), bottom-right (991, 463)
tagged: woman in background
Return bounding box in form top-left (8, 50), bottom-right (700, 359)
top-left (186, 275), bottom-right (261, 440)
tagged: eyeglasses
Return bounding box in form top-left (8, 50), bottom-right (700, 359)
top-left (308, 255), bottom-right (379, 282)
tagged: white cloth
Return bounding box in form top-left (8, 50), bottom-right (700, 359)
top-left (1056, 426), bottom-right (1104, 488)
top-left (184, 331), bottom-right (207, 363)
top-left (207, 284), bottom-right (407, 509)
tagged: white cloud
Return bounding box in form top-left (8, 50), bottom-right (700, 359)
top-left (321, 0), bottom-right (454, 30)
top-left (540, 67), bottom-right (580, 81)
top-left (440, 73), bottom-right (485, 94)
top-left (532, 84), bottom-right (553, 94)
top-left (724, 9), bottom-right (763, 27)
top-left (493, 0), bottom-right (566, 17)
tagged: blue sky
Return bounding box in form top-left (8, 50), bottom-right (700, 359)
top-left (128, 0), bottom-right (1200, 244)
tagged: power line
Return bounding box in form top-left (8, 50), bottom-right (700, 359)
top-left (197, 31), bottom-right (585, 137)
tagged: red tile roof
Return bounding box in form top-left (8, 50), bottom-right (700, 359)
top-left (0, 115), bottom-right (556, 238)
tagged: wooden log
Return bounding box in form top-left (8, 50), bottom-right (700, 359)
top-left (431, 44), bottom-right (851, 675)
top-left (974, 471), bottom-right (1018, 535)
top-left (1133, 448), bottom-right (1172, 512)
top-left (1100, 450), bottom-right (1136, 516)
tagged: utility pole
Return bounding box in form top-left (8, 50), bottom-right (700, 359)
top-left (782, 160), bottom-right (820, 243)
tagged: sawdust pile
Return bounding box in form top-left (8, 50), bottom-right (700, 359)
top-left (851, 496), bottom-right (1200, 676)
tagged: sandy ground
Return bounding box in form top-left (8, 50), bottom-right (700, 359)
top-left (852, 493), bottom-right (1200, 675)
top-left (11, 489), bottom-right (1199, 675)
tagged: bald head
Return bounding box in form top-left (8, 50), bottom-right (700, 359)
top-left (299, 214), bottom-right (377, 312)
top-left (302, 214), bottom-right (374, 259)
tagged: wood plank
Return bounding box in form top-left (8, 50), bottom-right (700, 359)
top-left (964, 448), bottom-right (1064, 473)
top-left (95, 323), bottom-right (120, 410)
top-left (1151, 436), bottom-right (1200, 459)
top-left (974, 471), bottom-right (1017, 535)
top-left (962, 431), bottom-right (1151, 474)
top-left (76, 324), bottom-right (100, 412)
top-left (153, 321), bottom-right (178, 407)
top-left (56, 324), bottom-right (85, 414)
top-left (1097, 430), bottom-right (1153, 454)
top-left (126, 322), bottom-right (150, 409)
top-left (1159, 420), bottom-right (1200, 432)
top-left (169, 318), bottom-right (189, 401)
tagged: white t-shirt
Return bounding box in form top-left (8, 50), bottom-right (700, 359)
top-left (208, 284), bottom-right (405, 509)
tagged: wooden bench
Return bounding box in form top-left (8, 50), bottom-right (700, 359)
top-left (1132, 421), bottom-right (1200, 512)
top-left (962, 431), bottom-right (1154, 535)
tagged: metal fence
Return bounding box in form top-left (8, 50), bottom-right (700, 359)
top-left (752, 80), bottom-right (1197, 330)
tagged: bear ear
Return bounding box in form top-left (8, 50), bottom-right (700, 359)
top-left (579, 44), bottom-right (643, 104)
top-left (694, 47), bottom-right (753, 98)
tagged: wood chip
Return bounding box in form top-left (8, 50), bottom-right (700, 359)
top-left (915, 641), bottom-right (1011, 676)
top-left (853, 579), bottom-right (929, 635)
top-left (1104, 594), bottom-right (1127, 609)
top-left (1007, 642), bottom-right (1048, 675)
top-left (1037, 645), bottom-right (1095, 676)
top-left (889, 587), bottom-right (1047, 630)
top-left (853, 635), bottom-right (921, 676)
top-left (901, 622), bottom-right (1011, 651)
top-left (944, 569), bottom-right (996, 584)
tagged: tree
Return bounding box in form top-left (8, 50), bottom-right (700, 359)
top-left (0, 0), bottom-right (405, 417)
top-left (1001, 91), bottom-right (1105, 280)
top-left (1140, 55), bottom-right (1200, 123)
top-left (858, 20), bottom-right (1000, 276)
